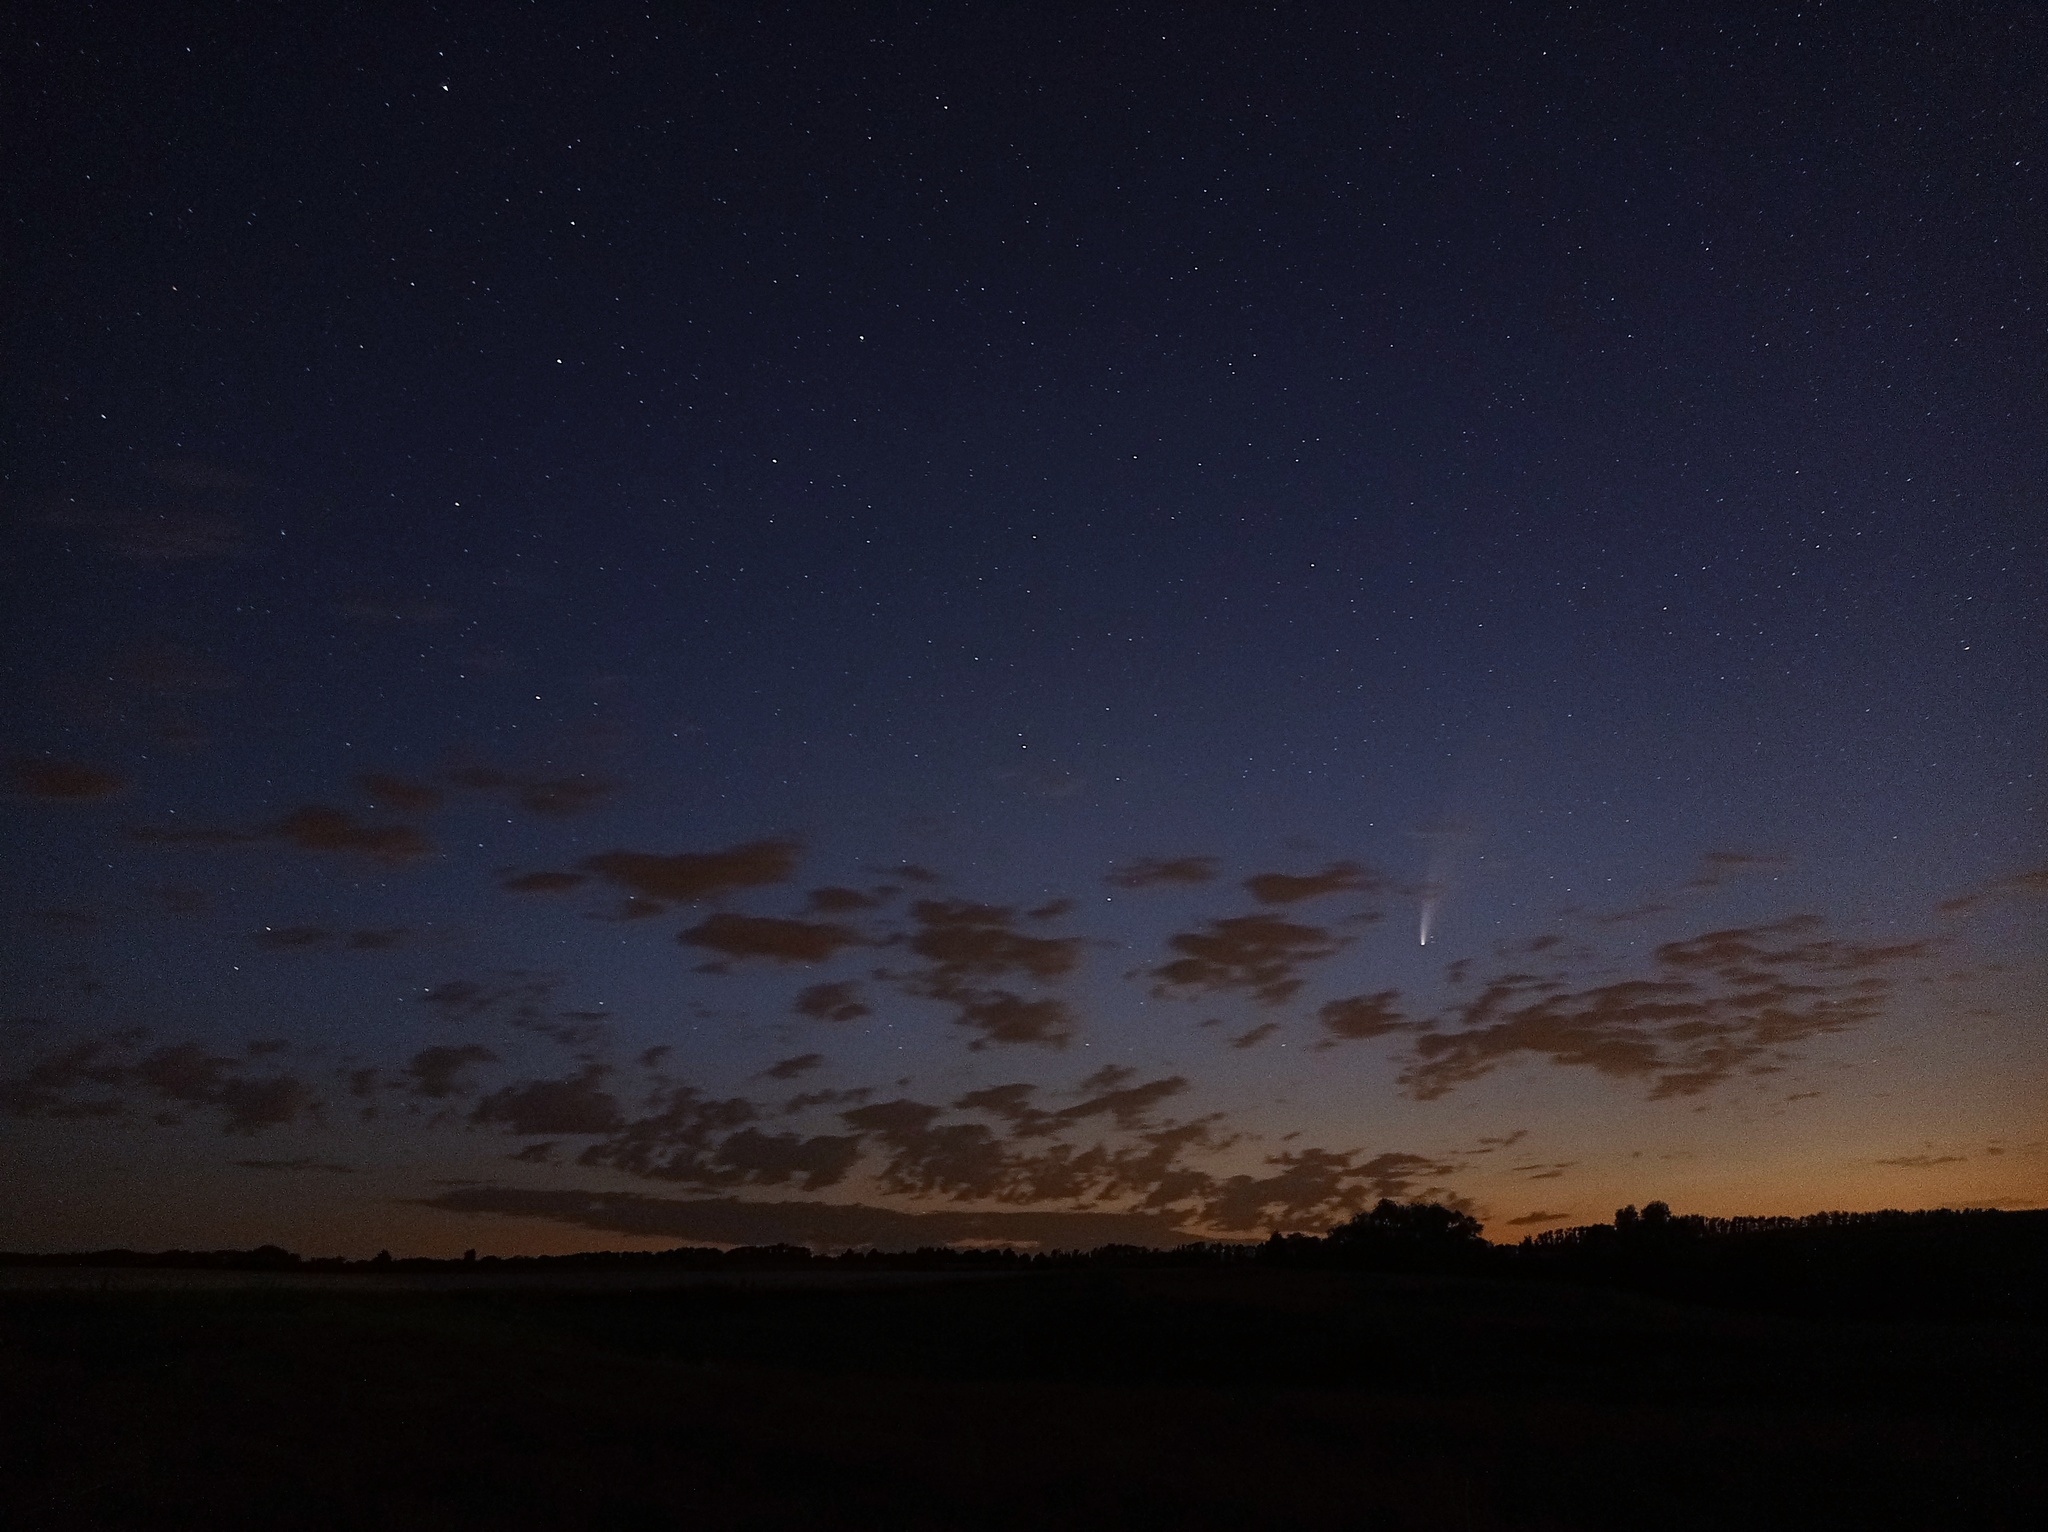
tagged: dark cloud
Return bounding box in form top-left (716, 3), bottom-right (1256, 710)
top-left (1229, 1022), bottom-right (1281, 1050)
top-left (793, 980), bottom-right (870, 1023)
top-left (1200, 1149), bottom-right (1455, 1232)
top-left (347, 928), bottom-right (407, 949)
top-left (356, 772), bottom-right (443, 812)
top-left (471, 1065), bottom-right (625, 1136)
top-left (764, 1053), bottom-right (824, 1080)
top-left (251, 925), bottom-right (331, 950)
top-left (266, 806), bottom-right (432, 862)
top-left (406, 1044), bottom-right (499, 1098)
top-left (1150, 913), bottom-right (1344, 1005)
top-left (1506, 1210), bottom-right (1573, 1227)
top-left (1401, 914), bottom-right (1931, 1100)
top-left (1317, 990), bottom-right (1408, 1044)
top-left (235, 1158), bottom-right (355, 1173)
top-left (1106, 856), bottom-right (1217, 889)
top-left (890, 900), bottom-right (1084, 1049)
top-left (1938, 865), bottom-right (2048, 915)
top-left (807, 885), bottom-right (884, 912)
top-left (502, 870), bottom-right (589, 894)
top-left (508, 1142), bottom-right (558, 1163)
top-left (1, 1034), bottom-right (320, 1134)
top-left (784, 1086), bottom-right (872, 1113)
top-left (414, 1185), bottom-right (1204, 1251)
top-left (1873, 1152), bottom-right (1968, 1168)
top-left (680, 912), bottom-right (862, 965)
top-left (7, 760), bottom-right (127, 800)
top-left (1686, 850), bottom-right (1792, 888)
top-left (581, 839), bottom-right (800, 905)
top-left (1242, 861), bottom-right (1381, 905)
top-left (41, 501), bottom-right (247, 560)
top-left (137, 806), bottom-right (432, 862)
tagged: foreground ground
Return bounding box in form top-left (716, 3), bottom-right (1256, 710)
top-left (2, 1268), bottom-right (2041, 1529)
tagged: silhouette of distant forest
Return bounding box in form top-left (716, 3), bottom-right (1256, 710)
top-left (4, 1201), bottom-right (2044, 1530)
top-left (7, 1201), bottom-right (2044, 1321)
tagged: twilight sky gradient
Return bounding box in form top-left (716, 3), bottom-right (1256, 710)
top-left (4, 3), bottom-right (2043, 1255)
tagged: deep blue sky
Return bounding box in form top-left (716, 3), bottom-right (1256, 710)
top-left (3, 2), bottom-right (2042, 1254)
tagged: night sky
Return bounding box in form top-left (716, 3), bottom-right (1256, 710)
top-left (4, 3), bottom-right (2042, 1256)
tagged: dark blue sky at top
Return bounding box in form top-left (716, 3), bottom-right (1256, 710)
top-left (3, 3), bottom-right (2042, 1251)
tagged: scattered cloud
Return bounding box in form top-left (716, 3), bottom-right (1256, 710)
top-left (1317, 990), bottom-right (1408, 1044)
top-left (1229, 1022), bottom-right (1281, 1049)
top-left (471, 1065), bottom-right (625, 1136)
top-left (888, 900), bottom-right (1085, 1048)
top-left (502, 870), bottom-right (588, 893)
top-left (1401, 914), bottom-right (1932, 1101)
top-left (1686, 850), bottom-right (1792, 889)
top-left (7, 760), bottom-right (127, 800)
top-left (357, 772), bottom-right (443, 812)
top-left (1150, 913), bottom-right (1344, 1006)
top-left (0, 1032), bottom-right (316, 1134)
top-left (132, 805), bottom-right (431, 863)
top-left (1506, 1210), bottom-right (1573, 1227)
top-left (1106, 856), bottom-right (1216, 889)
top-left (680, 912), bottom-right (862, 965)
top-left (763, 1053), bottom-right (824, 1080)
top-left (235, 1158), bottom-right (355, 1173)
top-left (406, 1044), bottom-right (499, 1098)
top-left (41, 501), bottom-right (247, 561)
top-left (1242, 860), bottom-right (1382, 905)
top-left (1938, 865), bottom-right (2048, 916)
top-left (413, 1185), bottom-right (1206, 1251)
top-left (581, 839), bottom-right (800, 905)
top-left (793, 981), bottom-right (871, 1022)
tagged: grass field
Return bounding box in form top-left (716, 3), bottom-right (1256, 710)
top-left (3, 1268), bottom-right (2042, 1529)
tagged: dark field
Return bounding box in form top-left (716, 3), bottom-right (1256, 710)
top-left (2, 1269), bottom-right (2042, 1530)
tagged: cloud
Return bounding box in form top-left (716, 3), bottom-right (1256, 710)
top-left (0, 1033), bottom-right (317, 1134)
top-left (1242, 861), bottom-right (1382, 905)
top-left (1506, 1210), bottom-right (1572, 1226)
top-left (1150, 913), bottom-right (1344, 1005)
top-left (502, 870), bottom-right (589, 894)
top-left (808, 886), bottom-right (886, 912)
top-left (41, 501), bottom-right (247, 560)
top-left (1229, 1022), bottom-right (1281, 1049)
top-left (133, 806), bottom-right (432, 863)
top-left (1106, 857), bottom-right (1217, 889)
top-left (348, 928), bottom-right (408, 950)
top-left (581, 839), bottom-right (800, 905)
top-left (357, 772), bottom-right (444, 812)
top-left (471, 1066), bottom-right (625, 1136)
top-left (1401, 914), bottom-right (1931, 1101)
top-left (1317, 990), bottom-right (1408, 1044)
top-left (251, 926), bottom-right (331, 950)
top-left (1199, 1148), bottom-right (1455, 1232)
top-left (7, 760), bottom-right (127, 800)
top-left (405, 1044), bottom-right (499, 1098)
top-left (680, 912), bottom-right (862, 965)
top-left (1873, 1153), bottom-right (1968, 1168)
top-left (889, 900), bottom-right (1085, 1049)
top-left (793, 981), bottom-right (871, 1022)
top-left (413, 1185), bottom-right (1204, 1251)
top-left (235, 1158), bottom-right (355, 1173)
top-left (1686, 850), bottom-right (1792, 889)
top-left (1938, 865), bottom-right (2048, 915)
top-left (764, 1053), bottom-right (824, 1080)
